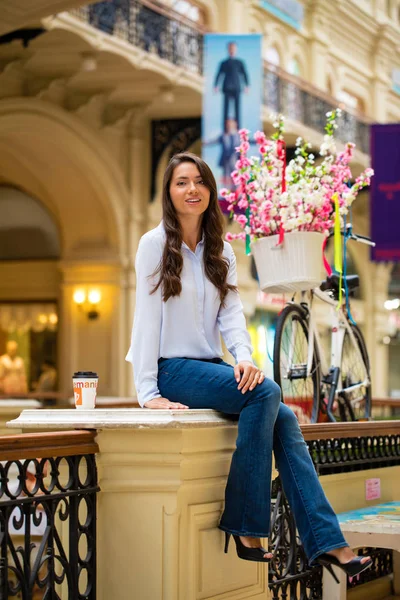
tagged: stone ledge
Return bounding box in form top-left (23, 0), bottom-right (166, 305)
top-left (6, 408), bottom-right (238, 430)
top-left (0, 399), bottom-right (42, 414)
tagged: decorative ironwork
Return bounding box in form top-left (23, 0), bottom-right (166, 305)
top-left (269, 430), bottom-right (399, 597)
top-left (263, 66), bottom-right (370, 154)
top-left (307, 434), bottom-right (400, 475)
top-left (269, 477), bottom-right (323, 599)
top-left (151, 118), bottom-right (201, 198)
top-left (72, 0), bottom-right (204, 74)
top-left (348, 547), bottom-right (393, 589)
top-left (0, 453), bottom-right (99, 599)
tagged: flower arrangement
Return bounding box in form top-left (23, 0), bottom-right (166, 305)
top-left (222, 109), bottom-right (373, 248)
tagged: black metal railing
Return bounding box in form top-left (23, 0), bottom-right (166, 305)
top-left (0, 431), bottom-right (99, 600)
top-left (71, 0), bottom-right (204, 74)
top-left (263, 63), bottom-right (371, 154)
top-left (268, 422), bottom-right (399, 598)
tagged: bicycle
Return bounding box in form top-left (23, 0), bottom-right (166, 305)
top-left (273, 229), bottom-right (375, 422)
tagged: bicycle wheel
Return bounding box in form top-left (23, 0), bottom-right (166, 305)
top-left (273, 304), bottom-right (321, 423)
top-left (338, 323), bottom-right (371, 421)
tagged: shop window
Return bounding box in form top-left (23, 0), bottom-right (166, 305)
top-left (172, 0), bottom-right (205, 24)
top-left (264, 46), bottom-right (280, 66)
top-left (0, 302), bottom-right (58, 395)
top-left (0, 186), bottom-right (60, 260)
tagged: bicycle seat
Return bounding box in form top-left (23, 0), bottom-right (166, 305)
top-left (320, 273), bottom-right (360, 293)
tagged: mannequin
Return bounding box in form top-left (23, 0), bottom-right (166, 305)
top-left (0, 340), bottom-right (28, 395)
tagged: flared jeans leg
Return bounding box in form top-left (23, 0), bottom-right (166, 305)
top-left (273, 403), bottom-right (348, 564)
top-left (157, 357), bottom-right (348, 561)
top-left (218, 380), bottom-right (282, 536)
top-left (157, 357), bottom-right (282, 536)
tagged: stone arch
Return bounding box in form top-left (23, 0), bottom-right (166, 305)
top-left (0, 185), bottom-right (60, 260)
top-left (263, 24), bottom-right (286, 65)
top-left (287, 37), bottom-right (308, 78)
top-left (0, 98), bottom-right (129, 262)
top-left (187, 0), bottom-right (219, 29)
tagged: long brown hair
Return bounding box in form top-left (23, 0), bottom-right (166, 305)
top-left (151, 152), bottom-right (236, 304)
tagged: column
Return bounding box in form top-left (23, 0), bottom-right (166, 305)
top-left (305, 0), bottom-right (333, 90)
top-left (218, 0), bottom-right (250, 33)
top-left (123, 108), bottom-right (152, 396)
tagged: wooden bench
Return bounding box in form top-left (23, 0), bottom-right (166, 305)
top-left (323, 502), bottom-right (400, 599)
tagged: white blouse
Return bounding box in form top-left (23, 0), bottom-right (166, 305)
top-left (125, 222), bottom-right (253, 407)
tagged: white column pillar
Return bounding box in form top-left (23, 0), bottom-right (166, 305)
top-left (305, 0), bottom-right (332, 89)
top-left (122, 109), bottom-right (152, 396)
top-left (371, 32), bottom-right (393, 122)
top-left (218, 0), bottom-right (250, 33)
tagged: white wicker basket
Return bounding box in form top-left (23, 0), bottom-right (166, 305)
top-left (251, 231), bottom-right (325, 293)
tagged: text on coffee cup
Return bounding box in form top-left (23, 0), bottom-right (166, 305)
top-left (74, 381), bottom-right (98, 388)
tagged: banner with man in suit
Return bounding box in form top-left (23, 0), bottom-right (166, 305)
top-left (202, 34), bottom-right (262, 206)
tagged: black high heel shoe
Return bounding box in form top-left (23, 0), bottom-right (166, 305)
top-left (224, 532), bottom-right (272, 562)
top-left (317, 553), bottom-right (373, 583)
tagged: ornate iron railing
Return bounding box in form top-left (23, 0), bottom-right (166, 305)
top-left (304, 421), bottom-right (400, 475)
top-left (269, 476), bottom-right (323, 600)
top-left (0, 431), bottom-right (99, 599)
top-left (263, 62), bottom-right (371, 154)
top-left (268, 422), bottom-right (399, 598)
top-left (70, 0), bottom-right (204, 74)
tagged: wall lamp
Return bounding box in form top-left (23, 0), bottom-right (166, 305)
top-left (73, 289), bottom-right (102, 320)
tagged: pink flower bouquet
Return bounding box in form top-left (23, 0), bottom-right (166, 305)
top-left (222, 110), bottom-right (373, 246)
top-left (221, 110), bottom-right (374, 293)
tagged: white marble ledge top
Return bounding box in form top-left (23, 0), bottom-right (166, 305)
top-left (0, 400), bottom-right (41, 409)
top-left (7, 408), bottom-right (239, 430)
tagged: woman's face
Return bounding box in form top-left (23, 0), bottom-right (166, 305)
top-left (169, 161), bottom-right (210, 221)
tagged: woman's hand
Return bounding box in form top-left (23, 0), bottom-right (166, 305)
top-left (144, 397), bottom-right (189, 409)
top-left (234, 361), bottom-right (265, 394)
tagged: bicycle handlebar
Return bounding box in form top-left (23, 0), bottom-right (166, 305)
top-left (327, 225), bottom-right (376, 247)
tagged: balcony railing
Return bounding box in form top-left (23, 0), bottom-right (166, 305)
top-left (264, 62), bottom-right (372, 154)
top-left (68, 0), bottom-right (371, 154)
top-left (71, 0), bottom-right (204, 74)
top-left (0, 431), bottom-right (99, 599)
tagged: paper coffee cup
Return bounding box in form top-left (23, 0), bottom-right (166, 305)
top-left (73, 371), bottom-right (98, 409)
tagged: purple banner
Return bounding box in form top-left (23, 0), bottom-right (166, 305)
top-left (370, 123), bottom-right (400, 261)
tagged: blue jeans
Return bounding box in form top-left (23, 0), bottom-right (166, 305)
top-left (158, 357), bottom-right (348, 565)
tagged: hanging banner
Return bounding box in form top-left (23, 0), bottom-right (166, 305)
top-left (202, 34), bottom-right (262, 212)
top-left (370, 124), bottom-right (400, 261)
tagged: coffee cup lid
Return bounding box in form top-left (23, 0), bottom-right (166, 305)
top-left (73, 371), bottom-right (98, 378)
